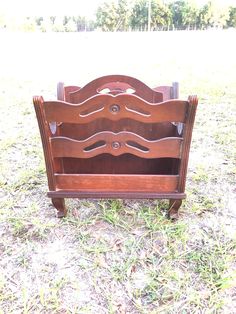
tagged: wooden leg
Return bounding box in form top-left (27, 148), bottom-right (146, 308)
top-left (52, 198), bottom-right (67, 218)
top-left (168, 199), bottom-right (182, 220)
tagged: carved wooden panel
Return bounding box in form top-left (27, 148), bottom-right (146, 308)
top-left (44, 96), bottom-right (188, 124)
top-left (51, 132), bottom-right (182, 159)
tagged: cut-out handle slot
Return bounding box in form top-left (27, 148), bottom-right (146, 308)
top-left (84, 140), bottom-right (106, 152)
top-left (50, 132), bottom-right (182, 159)
top-left (97, 81), bottom-right (136, 95)
top-left (99, 88), bottom-right (110, 94)
top-left (80, 106), bottom-right (104, 117)
top-left (125, 105), bottom-right (151, 117)
top-left (126, 141), bottom-right (149, 152)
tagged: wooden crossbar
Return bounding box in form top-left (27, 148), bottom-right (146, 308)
top-left (44, 96), bottom-right (188, 124)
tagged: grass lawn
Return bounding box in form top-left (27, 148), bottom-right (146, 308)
top-left (0, 30), bottom-right (236, 313)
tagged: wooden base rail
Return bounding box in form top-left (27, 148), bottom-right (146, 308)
top-left (47, 190), bottom-right (186, 199)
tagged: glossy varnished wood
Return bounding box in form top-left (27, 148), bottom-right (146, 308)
top-left (44, 97), bottom-right (188, 124)
top-left (33, 75), bottom-right (198, 218)
top-left (59, 78), bottom-right (179, 103)
top-left (48, 190), bottom-right (186, 200)
top-left (33, 96), bottom-right (56, 190)
top-left (59, 119), bottom-right (176, 141)
top-left (52, 198), bottom-right (66, 218)
top-left (178, 95), bottom-right (198, 193)
top-left (62, 75), bottom-right (164, 103)
top-left (54, 174), bottom-right (179, 192)
top-left (51, 133), bottom-right (182, 159)
top-left (61, 156), bottom-right (180, 175)
top-left (168, 199), bottom-right (182, 219)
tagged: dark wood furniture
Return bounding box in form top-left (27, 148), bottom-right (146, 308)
top-left (33, 75), bottom-right (198, 218)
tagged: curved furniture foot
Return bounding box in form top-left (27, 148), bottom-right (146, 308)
top-left (168, 199), bottom-right (182, 220)
top-left (52, 198), bottom-right (67, 218)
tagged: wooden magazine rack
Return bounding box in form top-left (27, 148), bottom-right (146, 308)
top-left (33, 75), bottom-right (198, 218)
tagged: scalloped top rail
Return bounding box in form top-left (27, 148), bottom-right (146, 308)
top-left (63, 75), bottom-right (164, 103)
top-left (44, 94), bottom-right (188, 124)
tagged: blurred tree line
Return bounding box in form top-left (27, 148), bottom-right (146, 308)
top-left (1, 0), bottom-right (236, 32)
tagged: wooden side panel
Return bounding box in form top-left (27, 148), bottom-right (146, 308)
top-left (33, 96), bottom-right (56, 190)
top-left (178, 95), bottom-right (198, 192)
top-left (51, 133), bottom-right (182, 159)
top-left (44, 96), bottom-right (188, 124)
top-left (153, 86), bottom-right (172, 101)
top-left (64, 86), bottom-right (80, 102)
top-left (154, 82), bottom-right (179, 101)
top-left (54, 174), bottom-right (179, 192)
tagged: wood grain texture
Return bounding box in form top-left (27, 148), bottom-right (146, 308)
top-left (33, 96), bottom-right (56, 190)
top-left (52, 198), bottom-right (67, 218)
top-left (61, 156), bottom-right (180, 175)
top-left (178, 95), bottom-right (198, 192)
top-left (64, 75), bottom-right (163, 103)
top-left (51, 132), bottom-right (183, 159)
top-left (57, 82), bottom-right (65, 101)
top-left (54, 174), bottom-right (179, 192)
top-left (59, 120), bottom-right (177, 141)
top-left (33, 75), bottom-right (197, 218)
top-left (44, 96), bottom-right (188, 124)
top-left (168, 199), bottom-right (182, 219)
top-left (48, 190), bottom-right (186, 199)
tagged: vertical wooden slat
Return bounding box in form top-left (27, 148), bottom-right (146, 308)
top-left (57, 82), bottom-right (65, 101)
top-left (33, 96), bottom-right (56, 190)
top-left (171, 82), bottom-right (179, 99)
top-left (178, 95), bottom-right (198, 192)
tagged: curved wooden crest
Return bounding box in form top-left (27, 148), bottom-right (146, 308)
top-left (65, 75), bottom-right (163, 103)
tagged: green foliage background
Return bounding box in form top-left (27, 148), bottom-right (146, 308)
top-left (0, 0), bottom-right (236, 32)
